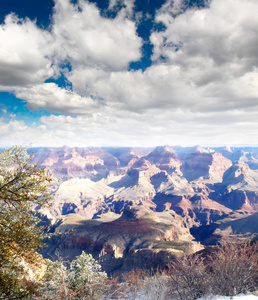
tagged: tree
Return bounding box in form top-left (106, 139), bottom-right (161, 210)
top-left (40, 251), bottom-right (108, 300)
top-left (69, 251), bottom-right (108, 299)
top-left (39, 258), bottom-right (72, 300)
top-left (0, 146), bottom-right (51, 299)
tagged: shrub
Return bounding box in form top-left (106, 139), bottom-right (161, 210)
top-left (207, 238), bottom-right (258, 296)
top-left (166, 238), bottom-right (258, 300)
top-left (166, 253), bottom-right (208, 300)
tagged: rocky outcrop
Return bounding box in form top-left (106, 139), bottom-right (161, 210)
top-left (41, 207), bottom-right (201, 275)
top-left (144, 146), bottom-right (182, 173)
top-left (181, 152), bottom-right (232, 183)
top-left (33, 145), bottom-right (258, 273)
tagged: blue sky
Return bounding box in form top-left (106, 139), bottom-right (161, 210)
top-left (0, 0), bottom-right (258, 147)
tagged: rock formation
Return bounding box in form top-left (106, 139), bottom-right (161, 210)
top-left (33, 145), bottom-right (258, 274)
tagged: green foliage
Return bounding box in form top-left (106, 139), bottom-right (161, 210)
top-left (39, 258), bottom-right (70, 299)
top-left (40, 251), bottom-right (108, 299)
top-left (70, 251), bottom-right (107, 299)
top-left (0, 146), bottom-right (51, 299)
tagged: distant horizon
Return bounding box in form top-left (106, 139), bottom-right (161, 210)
top-left (2, 144), bottom-right (258, 150)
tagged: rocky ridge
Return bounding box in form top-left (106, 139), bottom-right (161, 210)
top-left (33, 145), bottom-right (258, 274)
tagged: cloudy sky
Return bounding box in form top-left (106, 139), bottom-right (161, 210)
top-left (0, 0), bottom-right (258, 147)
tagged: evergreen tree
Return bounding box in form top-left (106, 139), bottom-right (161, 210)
top-left (0, 146), bottom-right (51, 299)
top-left (40, 252), bottom-right (108, 300)
top-left (69, 251), bottom-right (107, 299)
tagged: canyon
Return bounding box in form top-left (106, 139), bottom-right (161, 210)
top-left (31, 145), bottom-right (258, 274)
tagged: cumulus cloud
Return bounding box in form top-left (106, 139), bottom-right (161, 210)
top-left (67, 65), bottom-right (197, 112)
top-left (52, 0), bottom-right (142, 71)
top-left (1, 0), bottom-right (258, 146)
top-left (108, 0), bottom-right (135, 17)
top-left (14, 83), bottom-right (103, 115)
top-left (0, 14), bottom-right (54, 87)
top-left (0, 0), bottom-right (141, 89)
top-left (151, 0), bottom-right (258, 97)
top-left (63, 0), bottom-right (258, 117)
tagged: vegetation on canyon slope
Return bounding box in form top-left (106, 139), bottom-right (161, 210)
top-left (0, 146), bottom-right (51, 298)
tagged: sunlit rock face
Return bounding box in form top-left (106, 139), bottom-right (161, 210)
top-left (35, 146), bottom-right (258, 274)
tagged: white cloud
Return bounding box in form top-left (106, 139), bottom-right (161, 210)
top-left (0, 0), bottom-right (141, 89)
top-left (108, 0), bottom-right (135, 17)
top-left (0, 14), bottom-right (54, 87)
top-left (32, 109), bottom-right (258, 146)
top-left (14, 83), bottom-right (103, 115)
top-left (2, 105), bottom-right (258, 147)
top-left (52, 0), bottom-right (142, 71)
top-left (151, 0), bottom-right (258, 86)
top-left (1, 0), bottom-right (258, 146)
top-left (67, 65), bottom-right (196, 112)
top-left (63, 0), bottom-right (258, 118)
top-left (155, 0), bottom-right (188, 17)
top-left (0, 118), bottom-right (80, 147)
